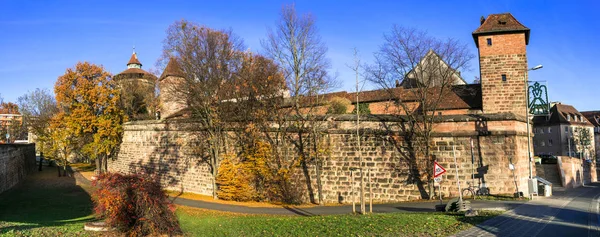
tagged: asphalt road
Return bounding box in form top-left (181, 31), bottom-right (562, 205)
top-left (535, 184), bottom-right (600, 237)
top-left (457, 183), bottom-right (600, 237)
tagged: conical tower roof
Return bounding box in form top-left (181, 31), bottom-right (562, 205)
top-left (114, 51), bottom-right (156, 81)
top-left (159, 58), bottom-right (185, 81)
top-left (127, 52), bottom-right (142, 67)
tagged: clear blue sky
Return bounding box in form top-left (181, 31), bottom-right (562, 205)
top-left (1, 1), bottom-right (599, 110)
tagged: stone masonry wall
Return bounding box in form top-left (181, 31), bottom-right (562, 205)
top-left (557, 156), bottom-right (597, 188)
top-left (0, 144), bottom-right (36, 194)
top-left (109, 113), bottom-right (534, 203)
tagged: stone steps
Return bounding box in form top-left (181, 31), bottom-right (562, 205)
top-left (536, 164), bottom-right (562, 187)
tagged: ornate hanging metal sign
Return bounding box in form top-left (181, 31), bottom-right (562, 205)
top-left (528, 81), bottom-right (550, 116)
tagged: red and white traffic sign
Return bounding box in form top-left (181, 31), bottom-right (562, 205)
top-left (434, 161), bottom-right (446, 177)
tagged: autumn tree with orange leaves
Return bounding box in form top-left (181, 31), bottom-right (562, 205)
top-left (161, 20), bottom-right (290, 200)
top-left (52, 62), bottom-right (125, 175)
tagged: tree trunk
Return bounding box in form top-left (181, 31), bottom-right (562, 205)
top-left (63, 164), bottom-right (69, 177)
top-left (103, 155), bottom-right (108, 172)
top-left (316, 159), bottom-right (323, 205)
top-left (38, 156), bottom-right (43, 171)
top-left (298, 132), bottom-right (316, 204)
top-left (96, 157), bottom-right (102, 174)
top-left (57, 164), bottom-right (62, 177)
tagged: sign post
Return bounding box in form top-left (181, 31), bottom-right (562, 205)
top-left (434, 161), bottom-right (446, 178)
top-left (434, 161), bottom-right (446, 205)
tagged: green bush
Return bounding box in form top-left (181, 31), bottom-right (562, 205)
top-left (326, 97), bottom-right (351, 114)
top-left (352, 102), bottom-right (371, 115)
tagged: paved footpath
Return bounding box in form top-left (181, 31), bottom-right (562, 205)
top-left (73, 169), bottom-right (524, 216)
top-left (455, 183), bottom-right (600, 237)
top-left (172, 196), bottom-right (525, 216)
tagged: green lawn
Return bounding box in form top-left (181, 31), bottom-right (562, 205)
top-left (0, 168), bottom-right (98, 237)
top-left (177, 206), bottom-right (501, 237)
top-left (0, 167), bottom-right (501, 237)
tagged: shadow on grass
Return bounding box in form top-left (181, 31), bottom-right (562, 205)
top-left (395, 206), bottom-right (435, 212)
top-left (0, 168), bottom-right (96, 234)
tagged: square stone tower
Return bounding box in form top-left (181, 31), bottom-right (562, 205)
top-left (473, 13), bottom-right (530, 117)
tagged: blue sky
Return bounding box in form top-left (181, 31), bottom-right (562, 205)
top-left (1, 0), bottom-right (599, 110)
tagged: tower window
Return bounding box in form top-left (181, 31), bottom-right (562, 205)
top-left (501, 74), bottom-right (507, 82)
top-left (487, 38), bottom-right (492, 46)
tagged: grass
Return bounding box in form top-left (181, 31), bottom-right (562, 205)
top-left (1, 167), bottom-right (502, 236)
top-left (177, 206), bottom-right (502, 237)
top-left (69, 163), bottom-right (96, 172)
top-left (165, 190), bottom-right (327, 208)
top-left (0, 168), bottom-right (100, 237)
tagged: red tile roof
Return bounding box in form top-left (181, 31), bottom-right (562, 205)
top-left (127, 53), bottom-right (142, 66)
top-left (533, 103), bottom-right (593, 126)
top-left (581, 111), bottom-right (600, 127)
top-left (291, 84), bottom-right (481, 111)
top-left (472, 13), bottom-right (530, 46)
top-left (114, 68), bottom-right (157, 81)
top-left (159, 58), bottom-right (185, 81)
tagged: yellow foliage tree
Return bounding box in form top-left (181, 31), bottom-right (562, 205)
top-left (216, 154), bottom-right (253, 201)
top-left (53, 62), bottom-right (125, 174)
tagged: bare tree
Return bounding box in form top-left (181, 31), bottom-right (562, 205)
top-left (118, 80), bottom-right (156, 121)
top-left (160, 20), bottom-right (246, 199)
top-left (365, 26), bottom-right (473, 199)
top-left (262, 4), bottom-right (336, 204)
top-left (17, 88), bottom-right (59, 168)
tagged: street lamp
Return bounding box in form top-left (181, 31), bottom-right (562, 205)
top-left (526, 64), bottom-right (543, 199)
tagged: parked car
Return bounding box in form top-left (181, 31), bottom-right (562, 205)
top-left (537, 154), bottom-right (558, 164)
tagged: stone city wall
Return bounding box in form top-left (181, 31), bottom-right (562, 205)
top-left (557, 156), bottom-right (597, 188)
top-left (0, 144), bottom-right (36, 194)
top-left (109, 113), bottom-right (534, 203)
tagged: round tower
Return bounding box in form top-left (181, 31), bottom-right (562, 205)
top-left (158, 58), bottom-right (187, 119)
top-left (114, 50), bottom-right (157, 120)
top-left (473, 13), bottom-right (530, 117)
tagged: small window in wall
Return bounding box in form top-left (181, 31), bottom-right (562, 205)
top-left (487, 38), bottom-right (492, 46)
top-left (565, 127), bottom-right (569, 132)
top-left (567, 114), bottom-right (571, 121)
top-left (540, 128), bottom-right (544, 134)
top-left (548, 139), bottom-right (553, 146)
top-left (501, 74), bottom-right (507, 82)
top-left (548, 127), bottom-right (552, 133)
top-left (541, 141), bottom-right (546, 146)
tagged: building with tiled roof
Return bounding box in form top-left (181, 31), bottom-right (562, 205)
top-left (114, 51), bottom-right (157, 120)
top-left (533, 103), bottom-right (595, 158)
top-left (581, 111), bottom-right (600, 160)
top-left (399, 50), bottom-right (467, 89)
top-left (472, 13), bottom-right (530, 47)
top-left (109, 12), bottom-right (587, 201)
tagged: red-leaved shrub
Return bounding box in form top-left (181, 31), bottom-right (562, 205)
top-left (92, 173), bottom-right (182, 236)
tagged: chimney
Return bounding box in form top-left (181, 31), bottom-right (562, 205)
top-left (395, 80), bottom-right (401, 88)
top-left (480, 16), bottom-right (485, 25)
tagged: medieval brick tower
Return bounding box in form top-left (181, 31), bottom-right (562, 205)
top-left (473, 13), bottom-right (530, 117)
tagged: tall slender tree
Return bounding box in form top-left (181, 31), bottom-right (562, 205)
top-left (18, 88), bottom-right (58, 167)
top-left (262, 4), bottom-right (335, 204)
